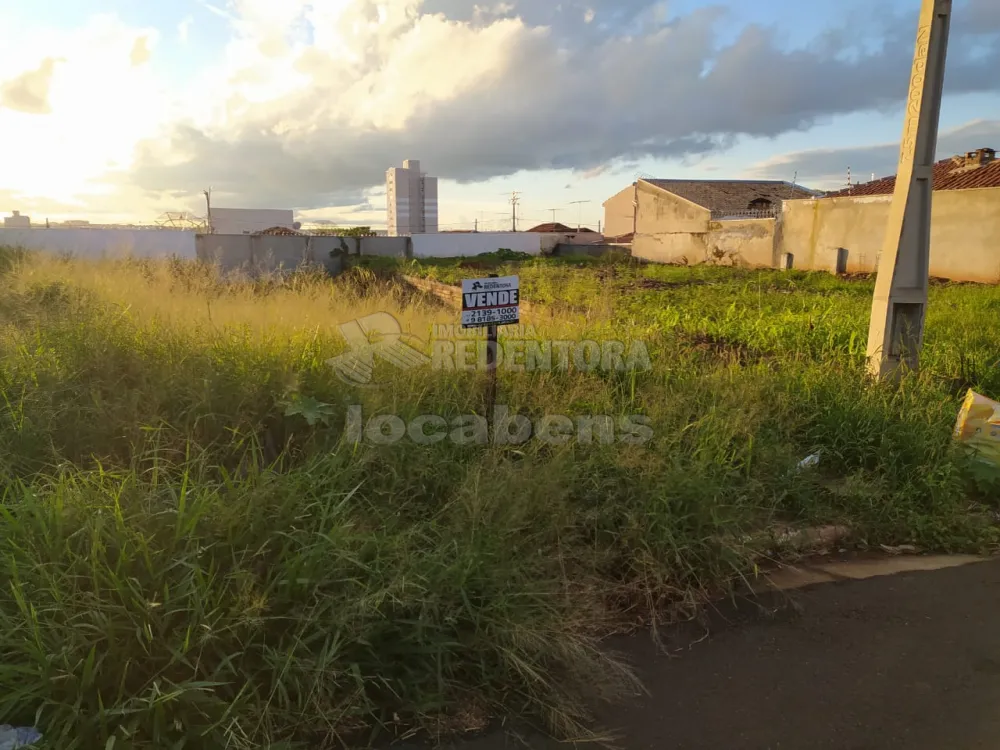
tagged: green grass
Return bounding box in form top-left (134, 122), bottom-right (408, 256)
top-left (0, 248), bottom-right (997, 749)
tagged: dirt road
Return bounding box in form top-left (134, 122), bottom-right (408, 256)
top-left (438, 558), bottom-right (1000, 749)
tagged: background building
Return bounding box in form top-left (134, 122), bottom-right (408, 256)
top-left (778, 147), bottom-right (1000, 282)
top-left (3, 211), bottom-right (31, 228)
top-left (209, 208), bottom-right (295, 235)
top-left (386, 160), bottom-right (438, 236)
top-left (602, 179), bottom-right (819, 240)
top-left (605, 178), bottom-right (819, 267)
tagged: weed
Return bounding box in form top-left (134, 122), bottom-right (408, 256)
top-left (0, 249), bottom-right (996, 747)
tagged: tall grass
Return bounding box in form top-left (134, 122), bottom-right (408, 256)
top-left (0, 249), bottom-right (997, 748)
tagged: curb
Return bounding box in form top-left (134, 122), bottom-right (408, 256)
top-left (757, 554), bottom-right (993, 592)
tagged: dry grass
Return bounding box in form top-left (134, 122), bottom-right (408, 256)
top-left (0, 248), bottom-right (996, 749)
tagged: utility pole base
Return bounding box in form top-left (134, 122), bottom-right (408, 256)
top-left (865, 0), bottom-right (951, 380)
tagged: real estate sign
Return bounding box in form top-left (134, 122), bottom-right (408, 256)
top-left (461, 275), bottom-right (520, 328)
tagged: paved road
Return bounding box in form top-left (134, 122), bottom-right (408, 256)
top-left (439, 558), bottom-right (1000, 750)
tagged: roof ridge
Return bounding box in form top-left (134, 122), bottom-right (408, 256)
top-left (644, 178), bottom-right (802, 185)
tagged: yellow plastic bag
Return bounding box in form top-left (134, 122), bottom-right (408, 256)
top-left (953, 389), bottom-right (1000, 466)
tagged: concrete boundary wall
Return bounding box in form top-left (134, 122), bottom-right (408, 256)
top-left (778, 188), bottom-right (1000, 282)
top-left (411, 232), bottom-right (544, 258)
top-left (196, 234), bottom-right (347, 274)
top-left (705, 219), bottom-right (775, 267)
top-left (632, 219), bottom-right (775, 267)
top-left (0, 227), bottom-right (197, 259)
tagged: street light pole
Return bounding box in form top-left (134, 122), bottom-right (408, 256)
top-left (866, 0), bottom-right (952, 379)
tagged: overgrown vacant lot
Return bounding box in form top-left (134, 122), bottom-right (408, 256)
top-left (0, 248), bottom-right (998, 749)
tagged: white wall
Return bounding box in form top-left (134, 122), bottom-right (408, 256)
top-left (210, 208), bottom-right (294, 235)
top-left (410, 232), bottom-right (543, 258)
top-left (0, 228), bottom-right (197, 259)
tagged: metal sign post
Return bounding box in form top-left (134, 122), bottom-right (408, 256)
top-left (866, 0), bottom-right (952, 379)
top-left (461, 273), bottom-right (520, 425)
top-left (485, 320), bottom-right (498, 421)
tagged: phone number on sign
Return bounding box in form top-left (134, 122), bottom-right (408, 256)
top-left (462, 307), bottom-right (519, 326)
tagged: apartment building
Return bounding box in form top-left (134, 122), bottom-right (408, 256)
top-left (386, 160), bottom-right (438, 236)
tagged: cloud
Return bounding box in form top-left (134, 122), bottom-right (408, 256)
top-left (0, 15), bottom-right (171, 216)
top-left (123, 0), bottom-right (1000, 211)
top-left (178, 17), bottom-right (194, 43)
top-left (0, 57), bottom-right (60, 114)
top-left (968, 0), bottom-right (1000, 29)
top-left (3, 0), bottom-right (1000, 220)
top-left (130, 36), bottom-right (152, 66)
top-left (747, 119), bottom-right (1000, 188)
top-left (579, 164), bottom-right (611, 179)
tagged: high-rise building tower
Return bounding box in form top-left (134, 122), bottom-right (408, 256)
top-left (386, 160), bottom-right (438, 236)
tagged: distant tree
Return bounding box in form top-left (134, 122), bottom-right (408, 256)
top-left (341, 226), bottom-right (374, 237)
top-left (311, 226), bottom-right (375, 237)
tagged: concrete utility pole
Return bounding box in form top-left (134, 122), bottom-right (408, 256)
top-left (866, 0), bottom-right (951, 379)
top-left (203, 187), bottom-right (213, 234)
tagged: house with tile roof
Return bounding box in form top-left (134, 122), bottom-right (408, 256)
top-left (824, 148), bottom-right (1000, 198)
top-left (776, 148), bottom-right (1000, 283)
top-left (602, 178), bottom-right (819, 267)
top-left (602, 179), bottom-right (819, 240)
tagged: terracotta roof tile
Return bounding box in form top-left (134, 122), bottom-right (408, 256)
top-left (527, 222), bottom-right (574, 232)
top-left (825, 150), bottom-right (1000, 198)
top-left (642, 179), bottom-right (818, 213)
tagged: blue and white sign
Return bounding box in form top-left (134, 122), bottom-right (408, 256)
top-left (461, 275), bottom-right (520, 328)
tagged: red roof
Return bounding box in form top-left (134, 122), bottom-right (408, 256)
top-left (605, 232), bottom-right (634, 244)
top-left (527, 222), bottom-right (576, 233)
top-left (825, 149), bottom-right (1000, 198)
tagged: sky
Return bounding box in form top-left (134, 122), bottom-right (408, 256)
top-left (1, 0), bottom-right (999, 231)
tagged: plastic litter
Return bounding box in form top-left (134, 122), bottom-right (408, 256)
top-left (796, 451), bottom-right (822, 471)
top-left (0, 726), bottom-right (42, 749)
top-left (953, 389), bottom-right (1000, 467)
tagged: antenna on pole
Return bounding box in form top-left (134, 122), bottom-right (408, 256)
top-left (546, 207), bottom-right (562, 223)
top-left (568, 200), bottom-right (591, 231)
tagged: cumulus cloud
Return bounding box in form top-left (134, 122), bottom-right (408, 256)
top-left (0, 57), bottom-right (60, 114)
top-left (3, 0), bottom-right (1000, 219)
top-left (0, 15), bottom-right (169, 216)
top-left (125, 0), bottom-right (1000, 210)
top-left (747, 119), bottom-right (1000, 188)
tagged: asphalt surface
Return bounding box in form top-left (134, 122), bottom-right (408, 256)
top-left (436, 558), bottom-right (1000, 750)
